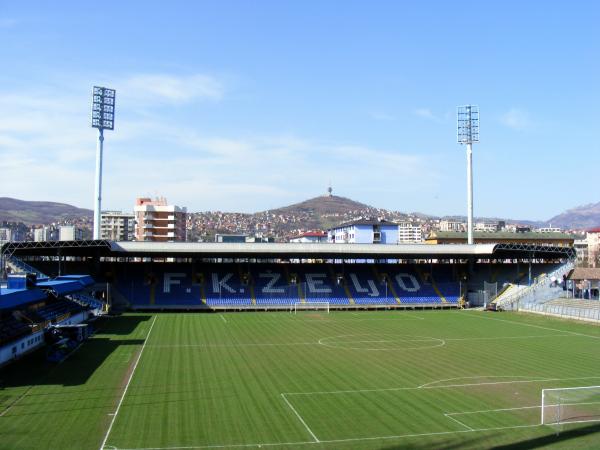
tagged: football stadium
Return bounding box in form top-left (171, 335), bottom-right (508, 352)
top-left (2, 239), bottom-right (600, 450)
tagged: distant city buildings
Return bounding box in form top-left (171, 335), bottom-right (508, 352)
top-left (328, 219), bottom-right (398, 244)
top-left (101, 211), bottom-right (135, 241)
top-left (134, 197), bottom-right (187, 242)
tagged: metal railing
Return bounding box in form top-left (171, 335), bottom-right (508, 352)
top-left (5, 255), bottom-right (49, 280)
top-left (517, 300), bottom-right (600, 323)
top-left (495, 261), bottom-right (574, 310)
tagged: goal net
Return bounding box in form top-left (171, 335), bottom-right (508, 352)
top-left (293, 302), bottom-right (330, 314)
top-left (541, 386), bottom-right (600, 426)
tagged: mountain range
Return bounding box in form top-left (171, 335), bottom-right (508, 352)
top-left (1, 196), bottom-right (600, 231)
top-left (0, 197), bottom-right (92, 225)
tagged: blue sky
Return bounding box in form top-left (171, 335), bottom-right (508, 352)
top-left (0, 1), bottom-right (598, 220)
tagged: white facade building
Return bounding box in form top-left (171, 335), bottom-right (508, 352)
top-left (0, 228), bottom-right (12, 244)
top-left (33, 226), bottom-right (55, 242)
top-left (59, 225), bottom-right (83, 241)
top-left (289, 231), bottom-right (328, 243)
top-left (101, 211), bottom-right (135, 241)
top-left (474, 221), bottom-right (500, 232)
top-left (328, 219), bottom-right (398, 244)
top-left (439, 220), bottom-right (465, 232)
top-left (538, 226), bottom-right (562, 233)
top-left (397, 222), bottom-right (423, 243)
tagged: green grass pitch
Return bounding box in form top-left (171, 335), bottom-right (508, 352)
top-left (2, 310), bottom-right (600, 450)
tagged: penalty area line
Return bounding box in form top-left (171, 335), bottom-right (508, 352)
top-left (280, 393), bottom-right (320, 443)
top-left (100, 315), bottom-right (158, 450)
top-left (444, 413), bottom-right (474, 431)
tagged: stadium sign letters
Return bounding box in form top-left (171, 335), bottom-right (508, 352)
top-left (162, 272), bottom-right (421, 295)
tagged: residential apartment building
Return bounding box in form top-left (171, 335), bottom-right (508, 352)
top-left (474, 221), bottom-right (503, 232)
top-left (134, 197), bottom-right (187, 242)
top-left (101, 211), bottom-right (135, 241)
top-left (0, 228), bottom-right (12, 244)
top-left (439, 220), bottom-right (465, 232)
top-left (33, 226), bottom-right (57, 242)
top-left (59, 225), bottom-right (83, 241)
top-left (586, 228), bottom-right (600, 267)
top-left (328, 219), bottom-right (398, 244)
top-left (397, 222), bottom-right (423, 243)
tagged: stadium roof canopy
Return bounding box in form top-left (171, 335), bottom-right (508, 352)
top-left (2, 240), bottom-right (575, 260)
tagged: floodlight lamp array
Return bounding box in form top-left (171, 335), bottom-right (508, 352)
top-left (91, 86), bottom-right (116, 130)
top-left (457, 105), bottom-right (479, 144)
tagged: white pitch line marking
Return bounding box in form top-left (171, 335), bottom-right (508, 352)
top-left (444, 413), bottom-right (474, 431)
top-left (463, 312), bottom-right (600, 340)
top-left (144, 333), bottom-right (574, 350)
top-left (280, 393), bottom-right (319, 443)
top-left (219, 314), bottom-right (227, 323)
top-left (418, 375), bottom-right (547, 389)
top-left (147, 342), bottom-right (318, 348)
top-left (111, 423), bottom-right (544, 450)
top-left (283, 375), bottom-right (600, 396)
top-left (100, 315), bottom-right (158, 450)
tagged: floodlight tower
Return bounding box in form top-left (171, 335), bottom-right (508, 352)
top-left (457, 105), bottom-right (479, 245)
top-left (91, 86), bottom-right (116, 240)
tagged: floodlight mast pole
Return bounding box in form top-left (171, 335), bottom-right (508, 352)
top-left (466, 139), bottom-right (473, 245)
top-left (91, 86), bottom-right (115, 240)
top-left (457, 105), bottom-right (479, 245)
top-left (93, 128), bottom-right (104, 240)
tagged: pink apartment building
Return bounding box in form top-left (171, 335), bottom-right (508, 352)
top-left (134, 197), bottom-right (187, 242)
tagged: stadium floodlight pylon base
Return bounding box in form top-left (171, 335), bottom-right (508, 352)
top-left (541, 385), bottom-right (600, 430)
top-left (293, 301), bottom-right (330, 314)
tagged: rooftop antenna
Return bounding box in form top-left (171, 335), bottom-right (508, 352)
top-left (457, 105), bottom-right (479, 245)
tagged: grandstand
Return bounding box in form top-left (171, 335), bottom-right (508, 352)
top-left (1, 240), bottom-right (574, 311)
top-left (0, 270), bottom-right (102, 366)
top-left (3, 240), bottom-right (600, 450)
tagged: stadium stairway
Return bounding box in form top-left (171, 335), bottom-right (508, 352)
top-left (67, 292), bottom-right (105, 312)
top-left (6, 256), bottom-right (49, 280)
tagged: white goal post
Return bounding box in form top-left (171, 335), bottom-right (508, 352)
top-left (293, 301), bottom-right (330, 314)
top-left (541, 385), bottom-right (600, 426)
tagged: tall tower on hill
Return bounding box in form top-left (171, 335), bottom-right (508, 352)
top-left (327, 182), bottom-right (333, 197)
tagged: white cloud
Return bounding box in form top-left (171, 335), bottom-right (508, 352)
top-left (119, 74), bottom-right (224, 105)
top-left (0, 80), bottom-right (438, 213)
top-left (500, 108), bottom-right (530, 130)
top-left (368, 111), bottom-right (396, 121)
top-left (414, 108), bottom-right (440, 121)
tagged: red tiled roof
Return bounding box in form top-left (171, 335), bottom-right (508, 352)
top-left (300, 231), bottom-right (327, 237)
top-left (587, 227), bottom-right (600, 233)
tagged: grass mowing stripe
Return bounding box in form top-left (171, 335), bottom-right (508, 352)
top-left (100, 315), bottom-right (157, 450)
